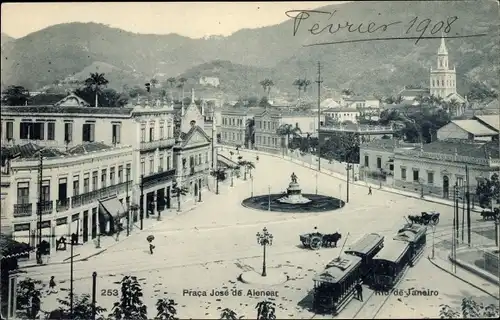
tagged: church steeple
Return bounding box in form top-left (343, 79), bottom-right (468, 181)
top-left (437, 35), bottom-right (449, 70)
top-left (438, 35), bottom-right (448, 55)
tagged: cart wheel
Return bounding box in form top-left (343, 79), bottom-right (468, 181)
top-left (310, 236), bottom-right (322, 250)
top-left (433, 217), bottom-right (440, 225)
top-left (301, 240), bottom-right (307, 247)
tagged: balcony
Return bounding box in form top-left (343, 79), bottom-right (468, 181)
top-left (40, 200), bottom-right (53, 214)
top-left (13, 203), bottom-right (33, 217)
top-left (71, 181), bottom-right (132, 209)
top-left (56, 198), bottom-right (70, 212)
top-left (140, 138), bottom-right (176, 151)
top-left (142, 169), bottom-right (176, 188)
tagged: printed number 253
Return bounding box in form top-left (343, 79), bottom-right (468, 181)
top-left (101, 289), bottom-right (119, 296)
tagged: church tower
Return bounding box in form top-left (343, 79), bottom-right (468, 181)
top-left (430, 36), bottom-right (457, 99)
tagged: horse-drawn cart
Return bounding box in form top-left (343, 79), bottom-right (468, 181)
top-left (300, 230), bottom-right (342, 250)
top-left (408, 211), bottom-right (440, 226)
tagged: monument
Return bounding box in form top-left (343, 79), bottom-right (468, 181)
top-left (277, 172), bottom-right (312, 204)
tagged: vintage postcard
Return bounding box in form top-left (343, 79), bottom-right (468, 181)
top-left (1, 1), bottom-right (499, 319)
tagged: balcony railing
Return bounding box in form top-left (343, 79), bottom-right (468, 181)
top-left (56, 198), bottom-right (70, 212)
top-left (40, 200), bottom-right (53, 214)
top-left (142, 169), bottom-right (176, 188)
top-left (71, 181), bottom-right (132, 209)
top-left (13, 203), bottom-right (33, 217)
top-left (140, 138), bottom-right (176, 151)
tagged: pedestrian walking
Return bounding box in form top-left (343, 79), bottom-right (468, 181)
top-left (355, 282), bottom-right (363, 301)
top-left (256, 155), bottom-right (259, 162)
top-left (115, 222), bottom-right (122, 241)
top-left (149, 242), bottom-right (155, 255)
top-left (368, 186), bottom-right (372, 195)
top-left (48, 276), bottom-right (57, 294)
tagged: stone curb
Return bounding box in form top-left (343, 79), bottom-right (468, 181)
top-left (448, 253), bottom-right (500, 286)
top-left (427, 256), bottom-right (499, 299)
top-left (222, 146), bottom-right (482, 213)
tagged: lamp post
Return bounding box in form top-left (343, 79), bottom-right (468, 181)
top-left (230, 168), bottom-right (234, 187)
top-left (91, 272), bottom-right (97, 320)
top-left (315, 173), bottom-right (318, 195)
top-left (126, 171), bottom-right (131, 236)
top-left (251, 175), bottom-right (254, 197)
top-left (140, 174), bottom-right (144, 230)
top-left (256, 227), bottom-right (273, 277)
top-left (431, 224), bottom-right (436, 259)
top-left (61, 233), bottom-right (83, 319)
top-left (346, 163), bottom-right (352, 203)
top-left (268, 185), bottom-right (271, 211)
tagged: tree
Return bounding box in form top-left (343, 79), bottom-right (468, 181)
top-left (172, 181), bottom-right (189, 211)
top-left (238, 160), bottom-right (255, 180)
top-left (255, 300), bottom-right (276, 320)
top-left (166, 77), bottom-right (176, 98)
top-left (211, 168), bottom-right (227, 195)
top-left (476, 173), bottom-right (500, 208)
top-left (276, 124), bottom-right (302, 155)
top-left (177, 77), bottom-right (187, 101)
top-left (440, 297), bottom-right (499, 318)
top-left (259, 79), bottom-right (274, 100)
top-left (150, 78), bottom-right (159, 89)
top-left (259, 96), bottom-right (271, 109)
top-left (302, 79), bottom-right (311, 93)
top-left (16, 278), bottom-right (43, 318)
top-left (341, 88), bottom-right (354, 97)
top-left (108, 275), bottom-right (148, 320)
top-left (128, 85), bottom-right (147, 98)
top-left (293, 79), bottom-right (304, 102)
top-left (466, 81), bottom-right (498, 103)
top-left (1, 85), bottom-right (30, 106)
top-left (245, 118), bottom-right (256, 149)
top-left (154, 298), bottom-right (178, 320)
top-left (48, 293), bottom-right (106, 320)
top-left (84, 73), bottom-right (109, 107)
top-left (220, 308), bottom-right (242, 320)
top-left (74, 87), bottom-right (128, 108)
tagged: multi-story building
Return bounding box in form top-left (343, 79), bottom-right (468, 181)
top-left (322, 108), bottom-right (360, 124)
top-left (220, 107), bottom-right (263, 147)
top-left (1, 142), bottom-right (133, 251)
top-left (1, 93), bottom-right (179, 249)
top-left (173, 89), bottom-right (212, 199)
top-left (254, 110), bottom-right (323, 154)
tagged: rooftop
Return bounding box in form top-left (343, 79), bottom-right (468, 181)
top-left (68, 142), bottom-right (113, 155)
top-left (419, 140), bottom-right (499, 159)
top-left (324, 107), bottom-right (360, 113)
top-left (451, 120), bottom-right (498, 136)
top-left (361, 139), bottom-right (417, 151)
top-left (398, 88), bottom-right (430, 96)
top-left (474, 115), bottom-right (500, 131)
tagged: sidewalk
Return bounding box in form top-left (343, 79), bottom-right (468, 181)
top-left (428, 237), bottom-right (500, 299)
top-left (221, 146), bottom-right (482, 213)
top-left (19, 176), bottom-right (243, 269)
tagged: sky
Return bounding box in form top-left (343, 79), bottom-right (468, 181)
top-left (1, 2), bottom-right (346, 39)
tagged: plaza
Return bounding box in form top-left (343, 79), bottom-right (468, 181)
top-left (20, 149), bottom-right (499, 319)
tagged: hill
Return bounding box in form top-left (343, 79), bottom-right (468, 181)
top-left (1, 1), bottom-right (498, 97)
top-left (0, 33), bottom-right (14, 45)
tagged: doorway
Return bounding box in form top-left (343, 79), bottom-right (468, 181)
top-left (443, 176), bottom-right (449, 199)
top-left (83, 210), bottom-right (89, 243)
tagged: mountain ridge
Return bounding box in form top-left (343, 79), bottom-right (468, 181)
top-left (1, 1), bottom-right (498, 97)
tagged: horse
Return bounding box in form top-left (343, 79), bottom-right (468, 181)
top-left (408, 215), bottom-right (421, 224)
top-left (323, 232), bottom-right (342, 247)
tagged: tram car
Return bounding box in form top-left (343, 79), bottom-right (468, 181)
top-left (371, 224), bottom-right (427, 290)
top-left (312, 255), bottom-right (363, 315)
top-left (344, 233), bottom-right (384, 282)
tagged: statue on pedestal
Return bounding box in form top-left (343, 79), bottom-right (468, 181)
top-left (291, 172), bottom-right (298, 184)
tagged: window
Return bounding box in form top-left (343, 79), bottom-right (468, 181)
top-left (167, 123), bottom-right (172, 138)
top-left (160, 123), bottom-right (165, 139)
top-left (401, 168), bottom-right (407, 180)
top-left (457, 177), bottom-right (464, 187)
top-left (112, 124), bottom-right (121, 144)
top-left (118, 165), bottom-right (124, 183)
top-left (41, 181), bottom-right (50, 202)
top-left (376, 157), bottom-right (382, 169)
top-left (198, 154), bottom-right (202, 165)
top-left (47, 122), bottom-right (55, 140)
top-left (73, 176), bottom-right (79, 196)
top-left (141, 159), bottom-right (145, 175)
top-left (6, 122), bottom-right (13, 140)
top-left (17, 182), bottom-right (29, 204)
top-left (427, 172), bottom-right (434, 184)
top-left (64, 123), bottom-right (73, 142)
top-left (101, 169), bottom-right (107, 188)
top-left (149, 127), bottom-right (154, 142)
top-left (92, 171), bottom-right (98, 190)
top-left (110, 167), bottom-right (115, 185)
top-left (413, 169), bottom-right (419, 182)
top-left (149, 158), bottom-right (154, 174)
top-left (83, 174), bottom-right (90, 193)
top-left (140, 125), bottom-right (146, 142)
top-left (167, 156), bottom-right (171, 170)
top-left (126, 164), bottom-right (131, 181)
top-left (82, 123), bottom-right (95, 142)
top-left (364, 155), bottom-right (369, 167)
top-left (33, 123), bottom-right (44, 140)
top-left (205, 152), bottom-right (208, 163)
top-left (159, 155), bottom-right (164, 172)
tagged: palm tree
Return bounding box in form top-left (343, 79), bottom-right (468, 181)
top-left (341, 88), bottom-right (354, 97)
top-left (276, 124), bottom-right (302, 156)
top-left (245, 118), bottom-right (256, 149)
top-left (302, 79), bottom-right (311, 93)
top-left (211, 168), bottom-right (226, 194)
top-left (266, 80), bottom-right (274, 100)
top-left (446, 98), bottom-right (461, 115)
top-left (220, 308), bottom-right (242, 320)
top-left (84, 73), bottom-right (109, 107)
top-left (238, 160), bottom-right (255, 180)
top-left (256, 300), bottom-right (276, 320)
top-left (150, 78), bottom-right (159, 89)
top-left (177, 77), bottom-right (187, 101)
top-left (293, 79), bottom-right (304, 102)
top-left (154, 298), bottom-right (178, 320)
top-left (260, 79), bottom-right (269, 95)
top-left (172, 182), bottom-right (188, 212)
top-left (167, 77), bottom-right (176, 99)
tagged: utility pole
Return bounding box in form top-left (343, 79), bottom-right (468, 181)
top-left (211, 109), bottom-right (216, 170)
top-left (316, 61), bottom-right (323, 172)
top-left (61, 234), bottom-right (83, 319)
top-left (126, 171), bottom-right (130, 236)
top-left (140, 174), bottom-right (144, 230)
top-left (92, 272), bottom-right (97, 320)
top-left (466, 165), bottom-right (471, 245)
top-left (454, 183), bottom-right (459, 242)
top-left (346, 164), bottom-right (350, 203)
top-left (37, 153), bottom-right (43, 265)
top-left (462, 183), bottom-right (465, 242)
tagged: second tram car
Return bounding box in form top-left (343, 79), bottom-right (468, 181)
top-left (344, 232), bottom-right (384, 282)
top-left (394, 224), bottom-right (427, 265)
top-left (371, 239), bottom-right (411, 290)
top-left (312, 255), bottom-right (362, 315)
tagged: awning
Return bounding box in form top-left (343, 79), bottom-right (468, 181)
top-left (99, 196), bottom-right (126, 222)
top-left (0, 235), bottom-right (34, 260)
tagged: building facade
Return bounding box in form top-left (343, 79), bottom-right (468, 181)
top-left (322, 108), bottom-right (360, 124)
top-left (220, 107), bottom-right (262, 147)
top-left (1, 142), bottom-right (133, 252)
top-left (437, 120), bottom-right (498, 142)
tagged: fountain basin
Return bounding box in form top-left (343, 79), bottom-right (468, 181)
top-left (242, 193), bottom-right (344, 213)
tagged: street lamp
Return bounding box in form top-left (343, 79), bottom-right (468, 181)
top-left (431, 224), bottom-right (436, 259)
top-left (346, 163), bottom-right (352, 203)
top-left (256, 227), bottom-right (273, 277)
top-left (61, 233), bottom-right (83, 319)
top-left (315, 173), bottom-right (318, 195)
top-left (230, 168), bottom-right (234, 187)
top-left (251, 175), bottom-right (254, 197)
